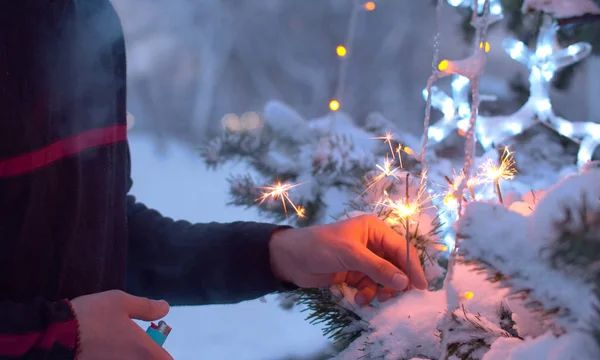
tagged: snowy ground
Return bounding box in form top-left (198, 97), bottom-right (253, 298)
top-left (128, 134), bottom-right (329, 359)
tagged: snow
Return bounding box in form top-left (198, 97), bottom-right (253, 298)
top-left (128, 135), bottom-right (329, 359)
top-left (458, 199), bottom-right (597, 335)
top-left (483, 332), bottom-right (599, 360)
top-left (333, 262), bottom-right (509, 360)
top-left (522, 0), bottom-right (600, 18)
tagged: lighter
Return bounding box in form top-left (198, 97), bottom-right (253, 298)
top-left (146, 320), bottom-right (172, 347)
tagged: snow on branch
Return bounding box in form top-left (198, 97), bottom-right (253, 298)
top-left (523, 0), bottom-right (600, 19)
top-left (456, 167), bottom-right (600, 348)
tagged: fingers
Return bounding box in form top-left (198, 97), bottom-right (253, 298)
top-left (113, 291), bottom-right (170, 321)
top-left (365, 216), bottom-right (428, 290)
top-left (376, 287), bottom-right (399, 302)
top-left (345, 248), bottom-right (409, 291)
top-left (347, 272), bottom-right (399, 306)
top-left (348, 272), bottom-right (377, 306)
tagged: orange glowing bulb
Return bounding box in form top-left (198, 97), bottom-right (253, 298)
top-left (435, 243), bottom-right (449, 252)
top-left (336, 45), bottom-right (347, 57)
top-left (364, 1), bottom-right (376, 11)
top-left (463, 291), bottom-right (474, 300)
top-left (438, 59), bottom-right (450, 71)
top-left (443, 194), bottom-right (456, 205)
top-left (403, 146), bottom-right (415, 155)
top-left (329, 99), bottom-right (340, 111)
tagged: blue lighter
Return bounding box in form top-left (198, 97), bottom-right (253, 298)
top-left (146, 320), bottom-right (172, 347)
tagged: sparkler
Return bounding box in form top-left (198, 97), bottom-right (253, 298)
top-left (405, 173), bottom-right (411, 288)
top-left (476, 148), bottom-right (516, 204)
top-left (256, 181), bottom-right (306, 218)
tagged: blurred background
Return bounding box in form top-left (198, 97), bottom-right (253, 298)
top-left (112, 0), bottom-right (598, 358)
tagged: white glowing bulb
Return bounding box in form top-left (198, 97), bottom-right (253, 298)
top-left (505, 122), bottom-right (523, 135)
top-left (503, 39), bottom-right (531, 66)
top-left (535, 44), bottom-right (553, 60)
top-left (442, 99), bottom-right (456, 119)
top-left (428, 127), bottom-right (446, 142)
top-left (578, 137), bottom-right (600, 167)
top-left (557, 121), bottom-right (575, 138)
top-left (457, 118), bottom-right (469, 132)
top-left (490, 3), bottom-right (502, 15)
top-left (478, 135), bottom-right (493, 150)
top-left (555, 43), bottom-right (593, 69)
top-left (534, 98), bottom-right (552, 113)
top-left (585, 123), bottom-right (600, 140)
top-left (443, 234), bottom-right (455, 250)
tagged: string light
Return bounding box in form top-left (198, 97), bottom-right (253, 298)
top-left (329, 99), bottom-right (341, 112)
top-left (363, 1), bottom-right (376, 11)
top-left (462, 291), bottom-right (474, 300)
top-left (329, 0), bottom-right (362, 114)
top-left (336, 45), bottom-right (347, 57)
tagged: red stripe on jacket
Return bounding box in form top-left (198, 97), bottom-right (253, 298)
top-left (0, 124), bottom-right (127, 177)
top-left (0, 319), bottom-right (77, 356)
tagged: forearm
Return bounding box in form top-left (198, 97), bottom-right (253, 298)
top-left (0, 298), bottom-right (78, 359)
top-left (126, 196), bottom-right (294, 305)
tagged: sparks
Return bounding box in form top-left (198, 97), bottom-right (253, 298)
top-left (441, 170), bottom-right (477, 204)
top-left (373, 132), bottom-right (396, 158)
top-left (376, 186), bottom-right (433, 226)
top-left (477, 148), bottom-right (517, 183)
top-left (362, 154), bottom-right (404, 195)
top-left (256, 181), bottom-right (306, 218)
top-left (475, 148), bottom-right (517, 204)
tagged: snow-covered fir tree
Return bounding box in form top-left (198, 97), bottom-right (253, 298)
top-left (202, 100), bottom-right (423, 227)
top-left (201, 0), bottom-right (600, 358)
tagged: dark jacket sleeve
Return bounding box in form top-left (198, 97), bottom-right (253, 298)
top-left (0, 299), bottom-right (79, 359)
top-left (125, 195), bottom-right (296, 306)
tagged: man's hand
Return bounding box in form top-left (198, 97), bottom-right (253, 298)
top-left (269, 214), bottom-right (428, 306)
top-left (70, 290), bottom-right (173, 360)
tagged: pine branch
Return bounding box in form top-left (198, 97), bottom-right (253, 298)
top-left (440, 304), bottom-right (515, 360)
top-left (295, 287), bottom-right (368, 349)
top-left (227, 174), bottom-right (322, 227)
top-left (200, 126), bottom-right (274, 168)
top-left (546, 195), bottom-right (600, 346)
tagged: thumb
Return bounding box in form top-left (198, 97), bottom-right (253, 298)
top-left (119, 293), bottom-right (170, 321)
top-left (348, 249), bottom-right (409, 291)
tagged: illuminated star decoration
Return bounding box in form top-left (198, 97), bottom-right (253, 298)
top-left (421, 0), bottom-right (504, 152)
top-left (502, 14), bottom-right (600, 167)
top-left (420, 40), bottom-right (491, 161)
top-left (422, 75), bottom-right (471, 145)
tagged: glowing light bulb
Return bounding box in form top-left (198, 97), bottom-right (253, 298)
top-left (479, 41), bottom-right (490, 53)
top-left (329, 99), bottom-right (340, 111)
top-left (463, 291), bottom-right (474, 300)
top-left (336, 45), bottom-right (347, 57)
top-left (363, 1), bottom-right (376, 11)
top-left (438, 59), bottom-right (449, 71)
